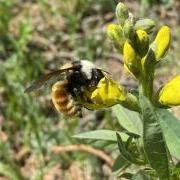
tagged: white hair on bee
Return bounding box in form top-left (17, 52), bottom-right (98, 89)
top-left (80, 60), bottom-right (95, 79)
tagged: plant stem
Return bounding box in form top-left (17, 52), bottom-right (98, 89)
top-left (142, 73), bottom-right (154, 100)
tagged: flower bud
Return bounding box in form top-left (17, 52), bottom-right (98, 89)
top-left (135, 29), bottom-right (149, 57)
top-left (116, 2), bottom-right (129, 26)
top-left (158, 75), bottom-right (180, 106)
top-left (107, 24), bottom-right (125, 53)
top-left (123, 18), bottom-right (134, 40)
top-left (152, 26), bottom-right (171, 60)
top-left (134, 19), bottom-right (155, 33)
top-left (123, 41), bottom-right (136, 65)
top-left (123, 41), bottom-right (140, 77)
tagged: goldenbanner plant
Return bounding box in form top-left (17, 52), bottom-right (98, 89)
top-left (74, 3), bottom-right (180, 179)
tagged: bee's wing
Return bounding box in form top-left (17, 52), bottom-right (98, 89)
top-left (24, 67), bottom-right (74, 93)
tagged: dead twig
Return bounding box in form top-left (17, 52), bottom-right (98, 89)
top-left (51, 144), bottom-right (114, 167)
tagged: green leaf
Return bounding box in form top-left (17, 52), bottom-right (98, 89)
top-left (0, 163), bottom-right (24, 180)
top-left (116, 133), bottom-right (144, 165)
top-left (119, 172), bottom-right (133, 179)
top-left (112, 155), bottom-right (130, 175)
top-left (112, 105), bottom-right (142, 135)
top-left (131, 170), bottom-right (152, 180)
top-left (73, 129), bottom-right (128, 142)
top-left (158, 109), bottom-right (180, 159)
top-left (139, 95), bottom-right (170, 180)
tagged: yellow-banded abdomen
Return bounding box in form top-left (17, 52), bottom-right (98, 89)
top-left (51, 81), bottom-right (82, 117)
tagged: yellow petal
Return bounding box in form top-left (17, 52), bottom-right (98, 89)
top-left (123, 41), bottom-right (140, 77)
top-left (159, 75), bottom-right (180, 106)
top-left (153, 26), bottom-right (171, 60)
top-left (81, 77), bottom-right (126, 110)
top-left (91, 77), bottom-right (126, 105)
top-left (123, 40), bottom-right (136, 65)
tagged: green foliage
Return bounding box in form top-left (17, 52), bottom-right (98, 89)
top-left (112, 155), bottom-right (130, 175)
top-left (112, 105), bottom-right (142, 135)
top-left (131, 170), bottom-right (152, 180)
top-left (74, 129), bottom-right (139, 144)
top-left (73, 129), bottom-right (118, 141)
top-left (158, 109), bottom-right (180, 159)
top-left (0, 163), bottom-right (24, 180)
top-left (116, 133), bottom-right (145, 165)
top-left (139, 95), bottom-right (170, 179)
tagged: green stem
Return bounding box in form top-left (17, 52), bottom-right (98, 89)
top-left (142, 74), bottom-right (154, 100)
top-left (140, 64), bottom-right (155, 103)
top-left (139, 47), bottom-right (156, 101)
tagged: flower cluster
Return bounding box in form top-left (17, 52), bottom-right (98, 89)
top-left (81, 2), bottom-right (179, 111)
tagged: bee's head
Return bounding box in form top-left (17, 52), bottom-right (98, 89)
top-left (71, 60), bottom-right (95, 79)
top-left (66, 60), bottom-right (105, 96)
top-left (73, 60), bottom-right (104, 84)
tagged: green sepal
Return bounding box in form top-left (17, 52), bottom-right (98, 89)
top-left (141, 48), bottom-right (156, 99)
top-left (116, 2), bottom-right (129, 26)
top-left (107, 24), bottom-right (125, 53)
top-left (134, 19), bottom-right (156, 33)
top-left (134, 29), bottom-right (149, 57)
top-left (123, 16), bottom-right (135, 41)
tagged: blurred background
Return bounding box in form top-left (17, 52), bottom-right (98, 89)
top-left (0, 0), bottom-right (179, 179)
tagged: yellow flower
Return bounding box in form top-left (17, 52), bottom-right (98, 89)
top-left (81, 77), bottom-right (126, 110)
top-left (159, 75), bottom-right (180, 106)
top-left (152, 26), bottom-right (171, 60)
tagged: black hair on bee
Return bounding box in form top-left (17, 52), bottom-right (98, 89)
top-left (66, 60), bottom-right (104, 98)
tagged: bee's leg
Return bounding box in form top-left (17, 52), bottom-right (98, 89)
top-left (73, 100), bottom-right (83, 118)
top-left (77, 106), bottom-right (83, 118)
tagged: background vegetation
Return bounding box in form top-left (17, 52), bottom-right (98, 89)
top-left (0, 0), bottom-right (179, 179)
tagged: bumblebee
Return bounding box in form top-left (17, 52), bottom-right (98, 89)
top-left (25, 60), bottom-right (106, 117)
